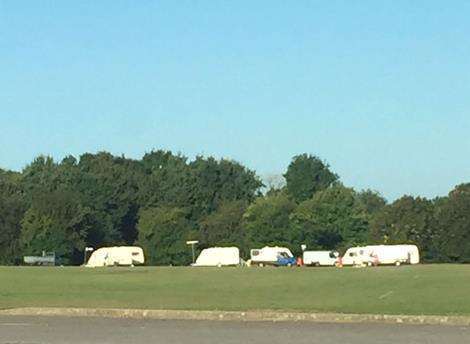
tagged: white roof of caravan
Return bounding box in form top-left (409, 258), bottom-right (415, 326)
top-left (193, 247), bottom-right (240, 266)
top-left (197, 247), bottom-right (239, 254)
top-left (258, 246), bottom-right (292, 252)
top-left (86, 246), bottom-right (144, 267)
top-left (91, 246), bottom-right (143, 253)
top-left (303, 250), bottom-right (333, 253)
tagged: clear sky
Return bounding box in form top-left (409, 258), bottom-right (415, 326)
top-left (1, 1), bottom-right (469, 200)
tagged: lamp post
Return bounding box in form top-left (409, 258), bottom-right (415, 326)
top-left (186, 241), bottom-right (199, 265)
top-left (83, 247), bottom-right (94, 266)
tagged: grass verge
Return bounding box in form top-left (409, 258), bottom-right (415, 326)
top-left (0, 265), bottom-right (468, 316)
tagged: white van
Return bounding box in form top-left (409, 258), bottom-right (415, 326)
top-left (86, 246), bottom-right (145, 267)
top-left (303, 251), bottom-right (339, 266)
top-left (250, 246), bottom-right (294, 266)
top-left (192, 247), bottom-right (240, 267)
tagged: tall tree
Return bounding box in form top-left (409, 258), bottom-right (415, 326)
top-left (189, 156), bottom-right (263, 219)
top-left (0, 170), bottom-right (27, 264)
top-left (20, 189), bottom-right (93, 265)
top-left (199, 200), bottom-right (248, 253)
top-left (139, 150), bottom-right (193, 209)
top-left (433, 184), bottom-right (470, 263)
top-left (370, 195), bottom-right (436, 261)
top-left (356, 189), bottom-right (387, 215)
top-left (136, 206), bottom-right (195, 265)
top-left (284, 154), bottom-right (338, 202)
top-left (77, 152), bottom-right (144, 245)
top-left (3, 149), bottom-right (470, 266)
top-left (21, 156), bottom-right (61, 196)
top-left (291, 185), bottom-right (369, 252)
top-left (243, 193), bottom-right (296, 251)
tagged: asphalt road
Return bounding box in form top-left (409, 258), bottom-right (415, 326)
top-left (1, 316), bottom-right (469, 344)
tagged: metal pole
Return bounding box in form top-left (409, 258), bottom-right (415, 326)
top-left (191, 244), bottom-right (195, 264)
top-left (186, 241), bottom-right (198, 265)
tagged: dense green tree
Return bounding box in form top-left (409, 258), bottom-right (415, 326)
top-left (2, 151), bottom-right (267, 265)
top-left (136, 207), bottom-right (195, 265)
top-left (2, 150), bottom-right (470, 265)
top-left (0, 195), bottom-right (26, 264)
top-left (0, 169), bottom-right (23, 193)
top-left (284, 154), bottom-right (338, 203)
top-left (139, 150), bottom-right (193, 209)
top-left (199, 200), bottom-right (248, 253)
top-left (189, 156), bottom-right (263, 219)
top-left (291, 185), bottom-right (369, 252)
top-left (433, 184), bottom-right (470, 263)
top-left (21, 156), bottom-right (64, 202)
top-left (77, 152), bottom-right (144, 245)
top-left (356, 190), bottom-right (387, 215)
top-left (370, 196), bottom-right (436, 261)
top-left (20, 189), bottom-right (93, 265)
top-left (243, 193), bottom-right (296, 251)
top-left (0, 170), bottom-right (27, 264)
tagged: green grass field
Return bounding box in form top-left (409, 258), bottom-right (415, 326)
top-left (0, 265), bottom-right (469, 316)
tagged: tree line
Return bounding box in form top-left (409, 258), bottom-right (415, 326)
top-left (1, 151), bottom-right (469, 265)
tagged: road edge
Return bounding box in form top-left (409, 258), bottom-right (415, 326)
top-left (1, 308), bottom-right (470, 326)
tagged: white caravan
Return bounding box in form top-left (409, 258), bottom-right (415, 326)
top-left (192, 247), bottom-right (241, 267)
top-left (341, 245), bottom-right (420, 266)
top-left (340, 246), bottom-right (370, 266)
top-left (303, 250), bottom-right (339, 266)
top-left (250, 246), bottom-right (294, 266)
top-left (365, 245), bottom-right (420, 266)
top-left (86, 246), bottom-right (145, 267)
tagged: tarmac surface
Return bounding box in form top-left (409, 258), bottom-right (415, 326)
top-left (1, 315), bottom-right (469, 344)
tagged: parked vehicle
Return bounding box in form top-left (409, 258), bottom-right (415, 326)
top-left (341, 245), bottom-right (420, 267)
top-left (85, 246), bottom-right (145, 267)
top-left (276, 252), bottom-right (297, 267)
top-left (23, 251), bottom-right (56, 266)
top-left (303, 250), bottom-right (339, 266)
top-left (340, 246), bottom-right (370, 266)
top-left (399, 244), bottom-right (420, 264)
top-left (192, 247), bottom-right (240, 267)
top-left (250, 246), bottom-right (295, 266)
top-left (364, 245), bottom-right (420, 266)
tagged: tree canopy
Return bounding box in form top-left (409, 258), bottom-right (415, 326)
top-left (284, 154), bottom-right (338, 202)
top-left (0, 151), bottom-right (468, 265)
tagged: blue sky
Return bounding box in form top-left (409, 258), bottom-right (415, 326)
top-left (1, 1), bottom-right (469, 200)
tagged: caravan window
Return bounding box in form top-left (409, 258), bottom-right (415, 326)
top-left (132, 252), bottom-right (140, 256)
top-left (349, 252), bottom-right (356, 257)
top-left (252, 250), bottom-right (260, 256)
top-left (278, 252), bottom-right (289, 259)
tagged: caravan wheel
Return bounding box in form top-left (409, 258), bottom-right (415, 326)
top-left (395, 261), bottom-right (401, 267)
top-left (259, 263), bottom-right (264, 267)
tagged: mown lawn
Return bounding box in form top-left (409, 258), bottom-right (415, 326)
top-left (0, 265), bottom-right (469, 316)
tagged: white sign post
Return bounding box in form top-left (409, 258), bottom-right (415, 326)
top-left (83, 247), bottom-right (94, 266)
top-left (186, 241), bottom-right (199, 265)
